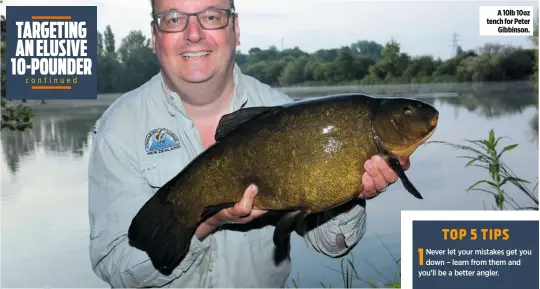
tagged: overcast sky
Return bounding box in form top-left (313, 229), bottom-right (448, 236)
top-left (2, 0), bottom-right (538, 60)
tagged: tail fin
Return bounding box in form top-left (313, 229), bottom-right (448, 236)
top-left (128, 192), bottom-right (197, 276)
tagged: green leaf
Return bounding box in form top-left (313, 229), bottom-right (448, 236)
top-left (497, 144), bottom-right (518, 159)
top-left (500, 176), bottom-right (531, 186)
top-left (465, 156), bottom-right (481, 167)
top-left (493, 136), bottom-right (511, 148)
top-left (469, 188), bottom-right (498, 197)
top-left (467, 180), bottom-right (498, 191)
top-left (465, 139), bottom-right (488, 149)
top-left (484, 139), bottom-right (496, 150)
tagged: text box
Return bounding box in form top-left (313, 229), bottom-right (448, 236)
top-left (5, 6), bottom-right (98, 100)
top-left (412, 220), bottom-right (539, 289)
top-left (479, 6), bottom-right (534, 36)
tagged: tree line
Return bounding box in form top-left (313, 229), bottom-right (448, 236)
top-left (95, 24), bottom-right (537, 94)
top-left (1, 16), bottom-right (538, 130)
top-left (2, 18), bottom-right (538, 96)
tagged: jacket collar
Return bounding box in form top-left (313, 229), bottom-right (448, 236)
top-left (160, 63), bottom-right (249, 118)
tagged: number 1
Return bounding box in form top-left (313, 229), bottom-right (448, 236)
top-left (418, 248), bottom-right (424, 265)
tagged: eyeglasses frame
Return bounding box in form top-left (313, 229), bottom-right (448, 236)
top-left (150, 8), bottom-right (236, 33)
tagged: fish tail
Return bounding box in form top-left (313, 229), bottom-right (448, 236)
top-left (127, 192), bottom-right (197, 276)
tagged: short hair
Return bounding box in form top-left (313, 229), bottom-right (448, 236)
top-left (150, 0), bottom-right (235, 14)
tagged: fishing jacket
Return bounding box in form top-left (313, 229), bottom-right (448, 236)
top-left (87, 63), bottom-right (367, 288)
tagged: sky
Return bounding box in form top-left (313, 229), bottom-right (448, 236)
top-left (1, 0), bottom-right (538, 60)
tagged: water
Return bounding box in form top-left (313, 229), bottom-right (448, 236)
top-left (1, 82), bottom-right (538, 288)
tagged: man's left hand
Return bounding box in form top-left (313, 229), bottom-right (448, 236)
top-left (359, 155), bottom-right (410, 199)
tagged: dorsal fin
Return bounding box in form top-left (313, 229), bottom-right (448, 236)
top-left (214, 106), bottom-right (277, 141)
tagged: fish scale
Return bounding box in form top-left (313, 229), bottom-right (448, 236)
top-left (127, 93), bottom-right (439, 276)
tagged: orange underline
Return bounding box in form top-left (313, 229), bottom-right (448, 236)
top-left (32, 86), bottom-right (72, 90)
top-left (31, 16), bottom-right (72, 20)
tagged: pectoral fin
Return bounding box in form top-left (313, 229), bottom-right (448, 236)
top-left (388, 157), bottom-right (423, 199)
top-left (273, 210), bottom-right (306, 250)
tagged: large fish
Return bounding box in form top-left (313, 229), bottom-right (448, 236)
top-left (127, 93), bottom-right (439, 275)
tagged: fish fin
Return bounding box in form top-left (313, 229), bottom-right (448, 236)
top-left (200, 202), bottom-right (237, 222)
top-left (127, 192), bottom-right (197, 276)
top-left (388, 157), bottom-right (424, 199)
top-left (273, 210), bottom-right (306, 250)
top-left (215, 106), bottom-right (278, 141)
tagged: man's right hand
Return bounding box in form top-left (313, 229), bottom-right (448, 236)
top-left (194, 184), bottom-right (268, 240)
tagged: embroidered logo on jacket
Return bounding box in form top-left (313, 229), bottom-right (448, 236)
top-left (145, 128), bottom-right (181, 155)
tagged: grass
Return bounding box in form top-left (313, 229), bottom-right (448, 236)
top-left (288, 234), bottom-right (402, 288)
top-left (429, 129), bottom-right (538, 211)
top-left (287, 129), bottom-right (537, 288)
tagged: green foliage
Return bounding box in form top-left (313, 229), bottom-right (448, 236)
top-left (239, 37), bottom-right (533, 87)
top-left (1, 17), bottom-right (537, 131)
top-left (430, 130), bottom-right (539, 210)
top-left (96, 26), bottom-right (160, 93)
top-left (288, 234), bottom-right (402, 288)
top-left (1, 15), bottom-right (36, 131)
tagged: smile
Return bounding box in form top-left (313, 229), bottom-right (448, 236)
top-left (182, 51), bottom-right (210, 58)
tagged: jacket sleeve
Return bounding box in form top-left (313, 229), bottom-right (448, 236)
top-left (301, 203), bottom-right (367, 257)
top-left (87, 129), bottom-right (210, 287)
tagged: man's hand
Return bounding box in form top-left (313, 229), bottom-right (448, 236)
top-left (195, 184), bottom-right (267, 240)
top-left (359, 155), bottom-right (410, 199)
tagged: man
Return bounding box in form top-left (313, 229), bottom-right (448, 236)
top-left (88, 0), bottom-right (410, 287)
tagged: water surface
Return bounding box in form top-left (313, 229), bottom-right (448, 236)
top-left (1, 82), bottom-right (538, 288)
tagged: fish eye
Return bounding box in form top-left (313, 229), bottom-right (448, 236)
top-left (403, 106), bottom-right (414, 116)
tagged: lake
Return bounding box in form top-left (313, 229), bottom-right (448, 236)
top-left (1, 81), bottom-right (538, 288)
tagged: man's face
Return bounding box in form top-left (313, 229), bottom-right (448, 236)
top-left (151, 0), bottom-right (240, 85)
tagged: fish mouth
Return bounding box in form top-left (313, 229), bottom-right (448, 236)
top-left (392, 112), bottom-right (439, 141)
top-left (429, 112), bottom-right (439, 128)
top-left (388, 113), bottom-right (438, 157)
top-left (182, 51), bottom-right (211, 58)
top-left (391, 118), bottom-right (417, 140)
top-left (389, 124), bottom-right (437, 157)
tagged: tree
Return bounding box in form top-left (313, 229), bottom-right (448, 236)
top-left (97, 25), bottom-right (122, 93)
top-left (350, 40), bottom-right (383, 61)
top-left (1, 15), bottom-right (34, 131)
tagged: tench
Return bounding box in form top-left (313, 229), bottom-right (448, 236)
top-left (127, 93), bottom-right (439, 275)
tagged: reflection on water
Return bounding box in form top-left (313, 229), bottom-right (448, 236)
top-left (1, 110), bottom-right (99, 175)
top-left (438, 83), bottom-right (538, 120)
top-left (3, 82), bottom-right (537, 175)
top-left (1, 82), bottom-right (538, 288)
top-left (2, 82), bottom-right (537, 176)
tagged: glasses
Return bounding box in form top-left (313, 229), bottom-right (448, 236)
top-left (151, 8), bottom-right (235, 32)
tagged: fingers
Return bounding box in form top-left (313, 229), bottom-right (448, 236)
top-left (373, 155), bottom-right (399, 184)
top-left (224, 184), bottom-right (257, 219)
top-left (364, 156), bottom-right (390, 191)
top-left (359, 173), bottom-right (375, 199)
top-left (235, 184), bottom-right (259, 217)
top-left (398, 156), bottom-right (411, 171)
top-left (360, 155), bottom-right (406, 199)
top-left (195, 184), bottom-right (266, 239)
top-left (229, 209), bottom-right (267, 224)
top-left (220, 184), bottom-right (267, 225)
